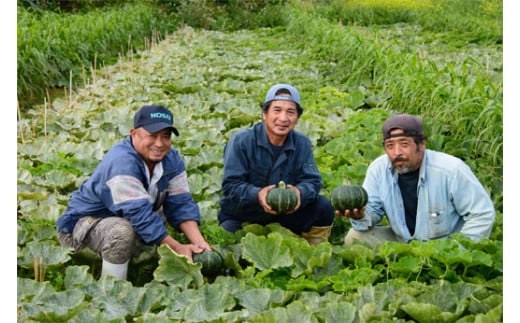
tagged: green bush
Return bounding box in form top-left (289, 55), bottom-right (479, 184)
top-left (17, 2), bottom-right (178, 110)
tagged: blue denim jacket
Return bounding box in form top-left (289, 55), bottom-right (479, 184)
top-left (57, 136), bottom-right (200, 244)
top-left (218, 122), bottom-right (322, 224)
top-left (351, 149), bottom-right (495, 242)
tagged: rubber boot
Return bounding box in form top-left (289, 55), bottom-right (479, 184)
top-left (301, 225), bottom-right (332, 245)
top-left (101, 259), bottom-right (129, 280)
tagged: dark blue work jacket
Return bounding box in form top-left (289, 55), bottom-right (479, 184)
top-left (218, 122), bottom-right (323, 223)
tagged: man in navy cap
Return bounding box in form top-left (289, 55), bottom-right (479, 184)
top-left (218, 84), bottom-right (335, 244)
top-left (57, 105), bottom-right (211, 280)
top-left (337, 113), bottom-right (495, 246)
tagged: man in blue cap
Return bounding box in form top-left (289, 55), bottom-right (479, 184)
top-left (57, 105), bottom-right (211, 280)
top-left (218, 84), bottom-right (335, 244)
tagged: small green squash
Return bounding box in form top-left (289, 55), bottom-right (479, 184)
top-left (330, 185), bottom-right (368, 212)
top-left (266, 181), bottom-right (298, 214)
top-left (192, 250), bottom-right (224, 276)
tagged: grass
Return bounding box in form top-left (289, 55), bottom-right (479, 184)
top-left (17, 2), bottom-right (177, 110)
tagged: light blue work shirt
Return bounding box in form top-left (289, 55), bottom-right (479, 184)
top-left (351, 149), bottom-right (495, 242)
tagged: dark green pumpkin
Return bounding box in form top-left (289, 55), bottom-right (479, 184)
top-left (192, 250), bottom-right (224, 276)
top-left (330, 185), bottom-right (368, 212)
top-left (266, 181), bottom-right (298, 214)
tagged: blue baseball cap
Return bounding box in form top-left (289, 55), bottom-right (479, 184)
top-left (264, 84), bottom-right (303, 115)
top-left (134, 105), bottom-right (179, 136)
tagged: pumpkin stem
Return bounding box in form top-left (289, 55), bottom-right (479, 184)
top-left (342, 179), bottom-right (351, 185)
top-left (278, 181), bottom-right (287, 189)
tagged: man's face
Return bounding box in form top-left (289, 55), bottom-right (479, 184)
top-left (262, 99), bottom-right (299, 145)
top-left (130, 127), bottom-right (172, 166)
top-left (383, 129), bottom-right (425, 174)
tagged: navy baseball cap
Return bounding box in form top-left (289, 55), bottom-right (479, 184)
top-left (134, 105), bottom-right (179, 136)
top-left (264, 84), bottom-right (303, 115)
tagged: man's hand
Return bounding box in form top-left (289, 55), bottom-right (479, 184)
top-left (284, 184), bottom-right (301, 214)
top-left (178, 220), bottom-right (212, 254)
top-left (335, 206), bottom-right (366, 220)
top-left (258, 184), bottom-right (277, 214)
top-left (193, 240), bottom-right (212, 251)
top-left (160, 235), bottom-right (204, 262)
top-left (171, 243), bottom-right (204, 262)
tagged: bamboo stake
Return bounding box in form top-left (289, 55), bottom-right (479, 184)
top-left (64, 85), bottom-right (68, 108)
top-left (40, 256), bottom-right (44, 282)
top-left (70, 69), bottom-right (73, 103)
top-left (43, 97), bottom-right (47, 138)
top-left (17, 101), bottom-right (25, 144)
top-left (91, 52), bottom-right (97, 85)
top-left (82, 65), bottom-right (87, 88)
top-left (33, 255), bottom-right (38, 282)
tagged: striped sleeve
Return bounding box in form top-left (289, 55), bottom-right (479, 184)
top-left (166, 170), bottom-right (190, 195)
top-left (106, 175), bottom-right (152, 205)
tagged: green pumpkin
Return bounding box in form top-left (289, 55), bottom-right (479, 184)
top-left (330, 185), bottom-right (368, 212)
top-left (266, 181), bottom-right (298, 214)
top-left (192, 250), bottom-right (224, 276)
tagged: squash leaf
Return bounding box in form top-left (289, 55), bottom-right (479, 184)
top-left (241, 232), bottom-right (293, 270)
top-left (64, 265), bottom-right (95, 289)
top-left (18, 240), bottom-right (72, 269)
top-left (90, 278), bottom-right (146, 320)
top-left (153, 244), bottom-right (204, 289)
top-left (401, 302), bottom-right (461, 322)
top-left (287, 238), bottom-right (332, 278)
top-left (20, 289), bottom-right (87, 322)
top-left (235, 288), bottom-right (289, 315)
top-left (183, 283), bottom-right (236, 321)
top-left (317, 302), bottom-right (357, 323)
top-left (17, 277), bottom-right (56, 304)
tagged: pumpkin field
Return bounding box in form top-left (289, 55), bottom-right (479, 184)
top-left (17, 0), bottom-right (504, 321)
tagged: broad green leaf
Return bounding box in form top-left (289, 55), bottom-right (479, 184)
top-left (401, 302), bottom-right (461, 322)
top-left (17, 190), bottom-right (49, 201)
top-left (469, 249), bottom-right (493, 267)
top-left (327, 267), bottom-right (381, 292)
top-left (474, 304), bottom-right (502, 323)
top-left (20, 289), bottom-right (87, 321)
top-left (288, 238), bottom-right (332, 278)
top-left (247, 307), bottom-right (287, 322)
top-left (242, 232), bottom-right (293, 270)
top-left (234, 288), bottom-right (287, 314)
top-left (468, 293), bottom-right (502, 315)
top-left (17, 277), bottom-right (56, 304)
top-left (17, 218), bottom-right (57, 244)
top-left (358, 303), bottom-right (392, 322)
top-left (90, 278), bottom-right (146, 320)
top-left (432, 245), bottom-right (472, 266)
top-left (242, 223), bottom-right (271, 236)
top-left (182, 283), bottom-right (236, 321)
top-left (138, 280), bottom-right (180, 313)
top-left (19, 240), bottom-right (72, 269)
top-left (64, 265), bottom-right (95, 289)
top-left (153, 244), bottom-right (204, 289)
top-left (285, 300), bottom-right (320, 323)
top-left (313, 254), bottom-right (347, 279)
top-left (32, 169), bottom-right (77, 189)
top-left (286, 276), bottom-right (325, 293)
top-left (317, 301), bottom-right (357, 323)
top-left (69, 309), bottom-right (126, 323)
top-left (265, 222), bottom-right (301, 238)
top-left (389, 255), bottom-right (424, 275)
top-left (334, 242), bottom-right (375, 264)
